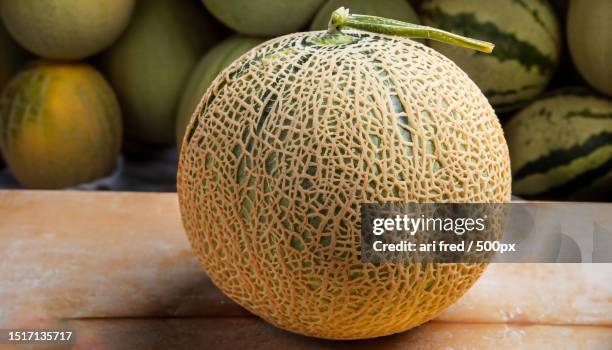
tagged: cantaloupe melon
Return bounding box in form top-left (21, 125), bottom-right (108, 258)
top-left (102, 0), bottom-right (221, 145)
top-left (420, 0), bottom-right (561, 112)
top-left (176, 36), bottom-right (265, 146)
top-left (568, 0), bottom-right (612, 97)
top-left (0, 62), bottom-right (122, 189)
top-left (505, 90), bottom-right (612, 201)
top-left (310, 0), bottom-right (419, 30)
top-left (0, 0), bottom-right (135, 60)
top-left (202, 0), bottom-right (325, 36)
top-left (178, 9), bottom-right (511, 339)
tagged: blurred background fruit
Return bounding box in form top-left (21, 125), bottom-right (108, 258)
top-left (202, 0), bottom-right (325, 36)
top-left (0, 0), bottom-right (135, 60)
top-left (0, 22), bottom-right (28, 93)
top-left (546, 0), bottom-right (583, 89)
top-left (0, 21), bottom-right (29, 170)
top-left (176, 36), bottom-right (264, 147)
top-left (420, 0), bottom-right (561, 113)
top-left (0, 0), bottom-right (609, 201)
top-left (549, 0), bottom-right (570, 20)
top-left (0, 62), bottom-right (122, 189)
top-left (567, 0), bottom-right (612, 97)
top-left (310, 0), bottom-right (419, 30)
top-left (505, 89), bottom-right (612, 201)
top-left (102, 0), bottom-right (222, 145)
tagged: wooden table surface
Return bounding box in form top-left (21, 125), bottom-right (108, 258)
top-left (0, 190), bottom-right (610, 349)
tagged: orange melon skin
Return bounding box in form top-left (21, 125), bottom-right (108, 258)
top-left (178, 31), bottom-right (511, 339)
top-left (0, 62), bottom-right (122, 189)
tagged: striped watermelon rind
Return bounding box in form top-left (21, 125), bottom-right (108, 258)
top-left (420, 0), bottom-right (561, 112)
top-left (505, 91), bottom-right (612, 200)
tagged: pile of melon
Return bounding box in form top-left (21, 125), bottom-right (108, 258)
top-left (418, 0), bottom-right (611, 200)
top-left (1, 0), bottom-right (606, 196)
top-left (0, 0), bottom-right (610, 341)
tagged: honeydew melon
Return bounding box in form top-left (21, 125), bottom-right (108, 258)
top-left (0, 62), bottom-right (122, 189)
top-left (0, 0), bottom-right (135, 60)
top-left (176, 36), bottom-right (265, 146)
top-left (178, 9), bottom-right (511, 340)
top-left (568, 0), bottom-right (612, 97)
top-left (102, 0), bottom-right (221, 145)
top-left (202, 0), bottom-right (325, 36)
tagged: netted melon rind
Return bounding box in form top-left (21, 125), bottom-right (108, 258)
top-left (178, 30), bottom-right (511, 339)
top-left (420, 0), bottom-right (561, 112)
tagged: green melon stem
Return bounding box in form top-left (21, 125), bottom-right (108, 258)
top-left (328, 7), bottom-right (494, 54)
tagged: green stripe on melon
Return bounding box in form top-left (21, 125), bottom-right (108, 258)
top-left (505, 91), bottom-right (612, 200)
top-left (420, 0), bottom-right (561, 112)
top-left (177, 36), bottom-right (265, 147)
top-left (310, 0), bottom-right (419, 31)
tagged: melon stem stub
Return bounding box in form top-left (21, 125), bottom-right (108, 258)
top-left (328, 7), bottom-right (494, 53)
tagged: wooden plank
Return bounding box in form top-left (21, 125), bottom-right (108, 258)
top-left (1, 190), bottom-right (611, 326)
top-left (0, 190), bottom-right (248, 325)
top-left (438, 264), bottom-right (612, 325)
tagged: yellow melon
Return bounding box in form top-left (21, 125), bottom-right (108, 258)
top-left (0, 62), bottom-right (122, 189)
top-left (178, 9), bottom-right (511, 339)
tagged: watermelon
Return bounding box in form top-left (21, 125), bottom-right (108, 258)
top-left (505, 90), bottom-right (612, 201)
top-left (310, 0), bottom-right (419, 30)
top-left (176, 36), bottom-right (264, 146)
top-left (420, 0), bottom-right (561, 112)
top-left (102, 0), bottom-right (221, 145)
top-left (202, 0), bottom-right (325, 36)
top-left (568, 0), bottom-right (612, 97)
